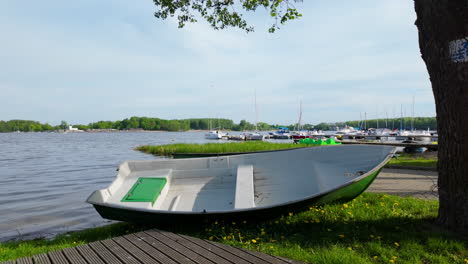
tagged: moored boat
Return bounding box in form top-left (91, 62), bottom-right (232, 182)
top-left (87, 145), bottom-right (395, 223)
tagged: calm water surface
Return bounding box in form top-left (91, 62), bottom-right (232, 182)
top-left (0, 131), bottom-right (233, 241)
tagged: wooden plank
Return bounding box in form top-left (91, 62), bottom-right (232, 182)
top-left (75, 244), bottom-right (105, 264)
top-left (112, 236), bottom-right (159, 264)
top-left (158, 231), bottom-right (233, 264)
top-left (88, 241), bottom-right (123, 264)
top-left (124, 234), bottom-right (178, 264)
top-left (236, 248), bottom-right (296, 264)
top-left (134, 231), bottom-right (196, 264)
top-left (48, 250), bottom-right (69, 264)
top-left (62, 247), bottom-right (87, 264)
top-left (207, 240), bottom-right (271, 264)
top-left (273, 256), bottom-right (306, 264)
top-left (16, 257), bottom-right (33, 264)
top-left (1, 260), bottom-right (16, 264)
top-left (176, 234), bottom-right (250, 264)
top-left (32, 253), bottom-right (52, 264)
top-left (99, 239), bottom-right (141, 264)
top-left (145, 230), bottom-right (215, 264)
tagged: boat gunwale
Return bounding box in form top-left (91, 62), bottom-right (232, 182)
top-left (87, 145), bottom-right (396, 215)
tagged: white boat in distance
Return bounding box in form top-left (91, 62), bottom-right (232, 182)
top-left (205, 130), bottom-right (227, 139)
top-left (87, 145), bottom-right (395, 223)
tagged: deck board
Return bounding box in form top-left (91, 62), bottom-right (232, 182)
top-left (135, 231), bottom-right (196, 264)
top-left (1, 229), bottom-right (301, 264)
top-left (124, 233), bottom-right (178, 264)
top-left (99, 239), bottom-right (141, 264)
top-left (145, 230), bottom-right (216, 264)
top-left (88, 241), bottom-right (124, 264)
top-left (32, 253), bottom-right (52, 264)
top-left (47, 250), bottom-right (70, 264)
top-left (62, 247), bottom-right (87, 264)
top-left (16, 258), bottom-right (33, 264)
top-left (207, 240), bottom-right (272, 264)
top-left (158, 231), bottom-right (233, 264)
top-left (112, 236), bottom-right (159, 264)
top-left (176, 234), bottom-right (251, 264)
top-left (74, 244), bottom-right (104, 264)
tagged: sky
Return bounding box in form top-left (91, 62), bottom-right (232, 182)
top-left (0, 0), bottom-right (435, 126)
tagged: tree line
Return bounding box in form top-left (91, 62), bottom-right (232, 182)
top-left (0, 116), bottom-right (437, 133)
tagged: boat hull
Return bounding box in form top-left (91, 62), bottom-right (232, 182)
top-left (91, 167), bottom-right (382, 224)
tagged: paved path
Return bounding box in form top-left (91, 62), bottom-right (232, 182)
top-left (367, 168), bottom-right (438, 199)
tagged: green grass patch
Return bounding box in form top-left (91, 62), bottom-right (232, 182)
top-left (388, 153), bottom-right (437, 168)
top-left (136, 142), bottom-right (310, 156)
top-left (2, 193), bottom-right (466, 263)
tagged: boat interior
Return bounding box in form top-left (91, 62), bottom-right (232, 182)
top-left (87, 145), bottom-right (394, 213)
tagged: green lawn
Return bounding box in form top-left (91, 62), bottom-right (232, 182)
top-left (387, 153), bottom-right (437, 168)
top-left (136, 141), bottom-right (310, 156)
top-left (1, 193), bottom-right (466, 264)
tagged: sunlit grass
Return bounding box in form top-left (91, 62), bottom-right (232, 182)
top-left (136, 142), bottom-right (310, 156)
top-left (2, 194), bottom-right (466, 264)
top-left (388, 153), bottom-right (437, 168)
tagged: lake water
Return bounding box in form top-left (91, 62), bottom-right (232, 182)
top-left (0, 131), bottom-right (251, 241)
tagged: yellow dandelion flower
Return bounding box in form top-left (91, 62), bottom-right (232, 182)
top-left (309, 207), bottom-right (313, 210)
top-left (392, 256), bottom-right (398, 259)
top-left (339, 234), bottom-right (345, 238)
top-left (209, 236), bottom-right (213, 240)
top-left (321, 210), bottom-right (325, 214)
top-left (343, 204), bottom-right (349, 208)
top-left (274, 220), bottom-right (279, 224)
top-left (315, 219), bottom-right (321, 223)
top-left (223, 236), bottom-right (226, 240)
top-left (373, 256), bottom-right (378, 259)
top-left (232, 222), bottom-right (236, 225)
top-left (251, 239), bottom-right (257, 243)
top-left (269, 246), bottom-right (274, 249)
top-left (286, 221), bottom-right (290, 225)
top-left (221, 227), bottom-right (225, 230)
top-left (347, 247), bottom-right (352, 251)
top-left (464, 259), bottom-right (468, 263)
top-left (327, 228), bottom-right (332, 232)
top-left (370, 235), bottom-right (375, 238)
top-left (215, 221), bottom-right (218, 225)
top-left (389, 260), bottom-right (394, 263)
top-left (289, 212), bottom-right (293, 216)
top-left (394, 242), bottom-right (400, 247)
top-left (347, 211), bottom-right (352, 215)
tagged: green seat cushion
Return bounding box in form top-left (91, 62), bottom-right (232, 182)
top-left (121, 177), bottom-right (167, 205)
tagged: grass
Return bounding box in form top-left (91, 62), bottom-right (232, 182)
top-left (2, 193), bottom-right (467, 263)
top-left (136, 141), bottom-right (310, 156)
top-left (387, 153), bottom-right (437, 168)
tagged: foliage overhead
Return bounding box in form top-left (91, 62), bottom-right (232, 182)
top-left (153, 0), bottom-right (303, 33)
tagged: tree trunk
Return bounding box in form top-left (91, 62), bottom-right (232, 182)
top-left (414, 0), bottom-right (468, 234)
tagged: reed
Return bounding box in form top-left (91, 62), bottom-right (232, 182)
top-left (136, 142), bottom-right (310, 156)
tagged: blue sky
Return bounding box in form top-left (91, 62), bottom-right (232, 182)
top-left (0, 0), bottom-right (435, 126)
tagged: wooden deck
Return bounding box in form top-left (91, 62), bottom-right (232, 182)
top-left (2, 229), bottom-right (304, 264)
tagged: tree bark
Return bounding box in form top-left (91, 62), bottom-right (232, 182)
top-left (414, 0), bottom-right (468, 234)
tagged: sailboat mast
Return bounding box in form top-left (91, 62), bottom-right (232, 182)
top-left (255, 88), bottom-right (258, 131)
top-left (411, 96), bottom-right (415, 131)
top-left (297, 100), bottom-right (303, 130)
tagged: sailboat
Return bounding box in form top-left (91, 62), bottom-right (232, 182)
top-left (205, 119), bottom-right (227, 139)
top-left (242, 89), bottom-right (264, 141)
